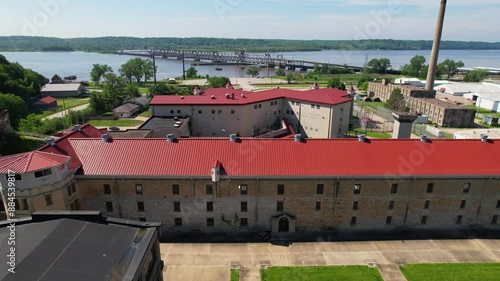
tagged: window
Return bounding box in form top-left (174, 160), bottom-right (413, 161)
top-left (35, 168), bottom-right (52, 178)
top-left (277, 201), bottom-right (284, 211)
top-left (137, 202), bottom-right (145, 212)
top-left (136, 184), bottom-right (143, 195)
top-left (354, 184), bottom-right (361, 194)
top-left (456, 215), bottom-right (463, 225)
top-left (172, 184), bottom-right (179, 195)
top-left (67, 185), bottom-right (74, 197)
top-left (5, 174), bottom-right (22, 181)
top-left (20, 199), bottom-right (28, 210)
top-left (316, 184), bottom-right (324, 195)
top-left (311, 104), bottom-right (315, 108)
top-left (386, 216), bottom-right (392, 225)
top-left (240, 184), bottom-right (248, 195)
top-left (241, 202), bottom-right (248, 212)
top-left (463, 183), bottom-right (471, 193)
top-left (13, 199), bottom-right (20, 210)
top-left (391, 184), bottom-right (398, 194)
top-left (175, 218), bottom-right (182, 227)
top-left (231, 110), bottom-right (235, 114)
top-left (207, 218), bottom-right (214, 227)
top-left (218, 110), bottom-right (222, 114)
top-left (277, 184), bottom-right (284, 195)
top-left (426, 183), bottom-right (434, 193)
top-left (316, 202), bottom-right (321, 211)
top-left (240, 218), bottom-right (248, 227)
top-left (389, 201), bottom-right (394, 210)
top-left (207, 202), bottom-right (213, 212)
top-left (421, 216), bottom-right (427, 225)
top-left (139, 218), bottom-right (146, 222)
top-left (424, 200), bottom-right (430, 209)
top-left (198, 110), bottom-right (202, 114)
top-left (105, 202), bottom-right (113, 212)
top-left (206, 184), bottom-right (213, 195)
top-left (291, 101), bottom-right (295, 105)
top-left (103, 184), bottom-right (111, 194)
top-left (174, 202), bottom-right (181, 212)
top-left (350, 217), bottom-right (357, 226)
top-left (254, 105), bottom-right (258, 109)
top-left (497, 200), bottom-right (500, 208)
top-left (492, 215), bottom-right (498, 225)
top-left (271, 102), bottom-right (275, 106)
top-left (170, 110), bottom-right (174, 114)
top-left (353, 201), bottom-right (359, 211)
top-left (45, 194), bottom-right (53, 206)
top-left (177, 110), bottom-right (181, 114)
top-left (460, 200), bottom-right (466, 209)
top-left (212, 110), bottom-right (216, 114)
top-left (286, 110), bottom-right (290, 114)
top-left (316, 105), bottom-right (320, 109)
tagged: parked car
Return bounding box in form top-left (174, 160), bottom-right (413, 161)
top-left (108, 126), bottom-right (120, 131)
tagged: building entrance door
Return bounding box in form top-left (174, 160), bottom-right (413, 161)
top-left (278, 217), bottom-right (289, 233)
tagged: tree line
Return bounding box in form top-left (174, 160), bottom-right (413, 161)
top-left (2, 36), bottom-right (500, 53)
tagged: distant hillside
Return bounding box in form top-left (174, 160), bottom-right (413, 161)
top-left (1, 36), bottom-right (500, 53)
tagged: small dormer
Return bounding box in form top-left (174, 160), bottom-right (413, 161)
top-left (193, 85), bottom-right (202, 95)
top-left (211, 160), bottom-right (221, 183)
top-left (311, 82), bottom-right (320, 90)
top-left (226, 81), bottom-right (234, 89)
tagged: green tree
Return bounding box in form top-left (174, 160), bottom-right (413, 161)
top-left (245, 66), bottom-right (260, 78)
top-left (464, 69), bottom-right (489, 82)
top-left (275, 68), bottom-right (286, 76)
top-left (0, 93), bottom-right (27, 128)
top-left (438, 59), bottom-right (465, 80)
top-left (367, 58), bottom-right (391, 74)
top-left (401, 55), bottom-right (426, 77)
top-left (285, 72), bottom-right (294, 84)
top-left (148, 83), bottom-right (175, 97)
top-left (101, 73), bottom-right (126, 109)
top-left (89, 92), bottom-right (107, 115)
top-left (385, 88), bottom-right (409, 112)
top-left (90, 64), bottom-right (112, 85)
top-left (186, 67), bottom-right (198, 79)
top-left (207, 76), bottom-right (230, 88)
top-left (124, 83), bottom-right (140, 99)
top-left (18, 114), bottom-right (43, 133)
top-left (142, 60), bottom-right (154, 83)
top-left (327, 78), bottom-right (346, 91)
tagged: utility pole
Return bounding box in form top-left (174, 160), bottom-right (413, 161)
top-left (151, 50), bottom-right (157, 86)
top-left (182, 51), bottom-right (186, 80)
top-left (426, 0), bottom-right (448, 90)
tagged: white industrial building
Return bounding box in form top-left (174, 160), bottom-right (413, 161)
top-left (436, 82), bottom-right (500, 97)
top-left (454, 129), bottom-right (500, 139)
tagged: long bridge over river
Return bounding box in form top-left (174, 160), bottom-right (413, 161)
top-left (117, 49), bottom-right (365, 72)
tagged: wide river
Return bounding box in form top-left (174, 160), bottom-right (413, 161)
top-left (1, 50), bottom-right (499, 81)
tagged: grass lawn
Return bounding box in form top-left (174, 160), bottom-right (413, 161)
top-left (260, 266), bottom-right (383, 281)
top-left (401, 263), bottom-right (500, 281)
top-left (464, 105), bottom-right (500, 118)
top-left (352, 129), bottom-right (392, 139)
top-left (139, 87), bottom-right (149, 94)
top-left (230, 269), bottom-right (239, 281)
top-left (138, 110), bottom-right (151, 117)
top-left (58, 97), bottom-right (90, 109)
top-left (88, 119), bottom-right (143, 127)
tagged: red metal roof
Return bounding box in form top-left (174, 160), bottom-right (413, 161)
top-left (150, 88), bottom-right (351, 106)
top-left (0, 151), bottom-right (70, 173)
top-left (38, 96), bottom-right (57, 104)
top-left (38, 124), bottom-right (105, 171)
top-left (68, 138), bottom-right (500, 177)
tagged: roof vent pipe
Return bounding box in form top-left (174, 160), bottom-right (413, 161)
top-left (73, 124), bottom-right (81, 131)
top-left (358, 134), bottom-right (366, 142)
top-left (101, 134), bottom-right (109, 142)
top-left (294, 134), bottom-right (302, 142)
top-left (229, 134), bottom-right (237, 142)
top-left (480, 134), bottom-right (489, 142)
top-left (167, 134), bottom-right (175, 142)
top-left (45, 137), bottom-right (56, 146)
top-left (420, 134), bottom-right (428, 142)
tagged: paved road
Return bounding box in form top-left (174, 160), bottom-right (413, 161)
top-left (43, 104), bottom-right (90, 120)
top-left (160, 239), bottom-right (500, 281)
top-left (181, 78), bottom-right (288, 91)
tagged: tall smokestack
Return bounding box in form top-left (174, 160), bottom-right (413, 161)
top-left (426, 0), bottom-right (448, 90)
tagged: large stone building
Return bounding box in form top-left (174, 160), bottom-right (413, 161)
top-left (0, 125), bottom-right (499, 238)
top-left (368, 81), bottom-right (476, 127)
top-left (150, 87), bottom-right (353, 138)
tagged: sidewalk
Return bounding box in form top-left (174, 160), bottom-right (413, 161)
top-left (160, 239), bottom-right (500, 281)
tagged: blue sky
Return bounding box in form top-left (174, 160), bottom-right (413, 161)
top-left (1, 0), bottom-right (499, 41)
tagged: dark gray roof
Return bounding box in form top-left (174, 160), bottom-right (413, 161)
top-left (113, 103), bottom-right (140, 113)
top-left (139, 117), bottom-right (187, 130)
top-left (0, 218), bottom-right (157, 281)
